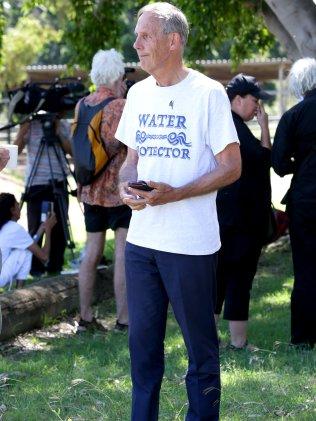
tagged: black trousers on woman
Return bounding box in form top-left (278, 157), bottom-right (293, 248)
top-left (215, 228), bottom-right (262, 321)
top-left (288, 201), bottom-right (316, 347)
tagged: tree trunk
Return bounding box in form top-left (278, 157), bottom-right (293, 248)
top-left (263, 0), bottom-right (316, 59)
top-left (0, 267), bottom-right (113, 341)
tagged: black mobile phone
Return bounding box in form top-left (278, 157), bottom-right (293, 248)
top-left (128, 180), bottom-right (154, 191)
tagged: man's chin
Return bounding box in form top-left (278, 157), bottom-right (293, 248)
top-left (139, 58), bottom-right (150, 72)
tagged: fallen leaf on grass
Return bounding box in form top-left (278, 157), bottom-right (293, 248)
top-left (71, 378), bottom-right (85, 386)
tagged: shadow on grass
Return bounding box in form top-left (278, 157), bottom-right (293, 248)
top-left (1, 240), bottom-right (315, 420)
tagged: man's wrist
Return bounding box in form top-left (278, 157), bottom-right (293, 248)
top-left (168, 186), bottom-right (183, 203)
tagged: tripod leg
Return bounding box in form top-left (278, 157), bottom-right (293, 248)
top-left (21, 141), bottom-right (45, 209)
top-left (45, 142), bottom-right (75, 259)
top-left (47, 191), bottom-right (69, 272)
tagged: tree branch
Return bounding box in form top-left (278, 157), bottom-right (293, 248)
top-left (261, 1), bottom-right (300, 60)
top-left (264, 0), bottom-right (316, 58)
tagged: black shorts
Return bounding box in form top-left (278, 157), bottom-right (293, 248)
top-left (83, 203), bottom-right (131, 233)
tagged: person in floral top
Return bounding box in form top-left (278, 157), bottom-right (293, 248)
top-left (75, 49), bottom-right (131, 333)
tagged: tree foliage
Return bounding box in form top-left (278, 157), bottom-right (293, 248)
top-left (175, 0), bottom-right (275, 65)
top-left (0, 15), bottom-right (59, 89)
top-left (22, 0), bottom-right (143, 68)
top-left (19, 0), bottom-right (276, 69)
top-left (64, 0), bottom-right (128, 67)
top-left (1, 0), bottom-right (315, 87)
top-left (0, 1), bottom-right (6, 59)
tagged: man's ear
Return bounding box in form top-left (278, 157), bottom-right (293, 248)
top-left (169, 32), bottom-right (182, 51)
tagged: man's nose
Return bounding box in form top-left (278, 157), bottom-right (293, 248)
top-left (133, 36), bottom-right (141, 50)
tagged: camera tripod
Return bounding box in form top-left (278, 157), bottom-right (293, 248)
top-left (20, 113), bottom-right (76, 269)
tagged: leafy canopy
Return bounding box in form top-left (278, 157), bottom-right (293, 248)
top-left (0, 15), bottom-right (59, 89)
top-left (0, 0), bottom-right (276, 91)
top-left (20, 0), bottom-right (275, 68)
top-left (178, 0), bottom-right (275, 64)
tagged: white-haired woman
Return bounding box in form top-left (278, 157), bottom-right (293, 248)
top-left (74, 49), bottom-right (131, 333)
top-left (272, 57), bottom-right (316, 349)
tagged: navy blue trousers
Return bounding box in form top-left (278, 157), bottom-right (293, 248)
top-left (125, 243), bottom-right (220, 421)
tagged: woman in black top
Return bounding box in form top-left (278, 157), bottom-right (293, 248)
top-left (272, 58), bottom-right (316, 349)
top-left (215, 74), bottom-right (272, 349)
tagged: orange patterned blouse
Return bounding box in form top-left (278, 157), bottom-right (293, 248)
top-left (79, 87), bottom-right (126, 207)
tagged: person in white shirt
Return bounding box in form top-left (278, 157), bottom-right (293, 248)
top-left (115, 3), bottom-right (241, 420)
top-left (0, 193), bottom-right (56, 289)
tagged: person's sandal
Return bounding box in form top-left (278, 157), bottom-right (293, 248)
top-left (228, 341), bottom-right (257, 352)
top-left (76, 317), bottom-right (108, 334)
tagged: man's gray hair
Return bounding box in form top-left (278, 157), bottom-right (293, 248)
top-left (90, 49), bottom-right (125, 88)
top-left (138, 2), bottom-right (189, 46)
top-left (289, 57), bottom-right (316, 99)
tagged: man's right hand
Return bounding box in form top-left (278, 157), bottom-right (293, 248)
top-left (119, 181), bottom-right (147, 211)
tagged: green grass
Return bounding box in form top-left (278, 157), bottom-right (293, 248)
top-left (0, 240), bottom-right (315, 420)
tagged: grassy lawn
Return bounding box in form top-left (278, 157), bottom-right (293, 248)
top-left (0, 240), bottom-right (315, 420)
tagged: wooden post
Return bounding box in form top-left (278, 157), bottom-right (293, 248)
top-left (0, 266), bottom-right (113, 341)
top-left (278, 64), bottom-right (287, 116)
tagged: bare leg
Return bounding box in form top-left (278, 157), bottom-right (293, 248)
top-left (229, 320), bottom-right (248, 348)
top-left (114, 228), bottom-right (128, 325)
top-left (79, 231), bottom-right (105, 322)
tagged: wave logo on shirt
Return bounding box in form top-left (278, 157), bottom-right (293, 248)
top-left (135, 113), bottom-right (191, 160)
top-left (136, 131), bottom-right (190, 147)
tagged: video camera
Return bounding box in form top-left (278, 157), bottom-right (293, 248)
top-left (7, 77), bottom-right (88, 118)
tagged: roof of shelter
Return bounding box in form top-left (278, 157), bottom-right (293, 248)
top-left (26, 57), bottom-right (292, 85)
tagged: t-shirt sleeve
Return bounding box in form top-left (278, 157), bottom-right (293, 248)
top-left (11, 224), bottom-right (33, 250)
top-left (207, 84), bottom-right (239, 156)
top-left (115, 92), bottom-right (136, 150)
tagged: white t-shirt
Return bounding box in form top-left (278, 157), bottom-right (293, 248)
top-left (115, 69), bottom-right (238, 255)
top-left (0, 221), bottom-right (33, 263)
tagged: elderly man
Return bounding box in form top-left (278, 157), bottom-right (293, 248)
top-left (116, 3), bottom-right (241, 420)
